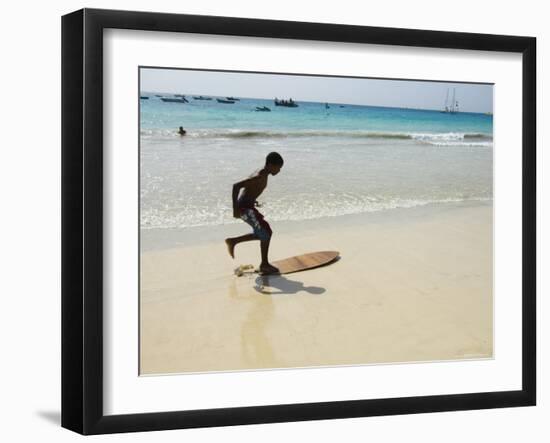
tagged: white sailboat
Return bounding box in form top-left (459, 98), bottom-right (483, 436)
top-left (442, 88), bottom-right (459, 114)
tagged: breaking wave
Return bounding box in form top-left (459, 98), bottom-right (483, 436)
top-left (140, 128), bottom-right (493, 145)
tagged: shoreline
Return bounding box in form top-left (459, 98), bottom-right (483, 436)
top-left (140, 201), bottom-right (493, 375)
top-left (141, 199), bottom-right (492, 251)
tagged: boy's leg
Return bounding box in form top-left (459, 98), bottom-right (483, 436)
top-left (225, 233), bottom-right (257, 258)
top-left (259, 239), bottom-right (278, 273)
top-left (225, 207), bottom-right (259, 258)
top-left (260, 238), bottom-right (270, 265)
top-left (258, 226), bottom-right (278, 274)
top-left (226, 207), bottom-right (277, 273)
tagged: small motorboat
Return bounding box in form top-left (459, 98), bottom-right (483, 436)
top-left (255, 106), bottom-right (271, 112)
top-left (217, 98), bottom-right (236, 104)
top-left (226, 97), bottom-right (240, 101)
top-left (274, 98), bottom-right (298, 107)
top-left (140, 96), bottom-right (149, 100)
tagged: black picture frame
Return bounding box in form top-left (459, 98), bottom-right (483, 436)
top-left (61, 8), bottom-right (536, 435)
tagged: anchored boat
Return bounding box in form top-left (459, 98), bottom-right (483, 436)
top-left (161, 97), bottom-right (188, 103)
top-left (274, 98), bottom-right (298, 107)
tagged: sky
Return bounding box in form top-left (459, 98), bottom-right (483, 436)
top-left (140, 68), bottom-right (493, 113)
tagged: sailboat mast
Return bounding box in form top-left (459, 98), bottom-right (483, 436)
top-left (451, 88), bottom-right (456, 113)
top-left (445, 89), bottom-right (450, 112)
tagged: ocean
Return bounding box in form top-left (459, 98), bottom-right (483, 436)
top-left (139, 94), bottom-right (493, 230)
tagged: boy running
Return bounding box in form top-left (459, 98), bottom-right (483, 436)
top-left (225, 152), bottom-right (284, 274)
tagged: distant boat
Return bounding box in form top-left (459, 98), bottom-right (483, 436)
top-left (274, 98), bottom-right (298, 107)
top-left (255, 106), bottom-right (271, 112)
top-left (172, 95), bottom-right (189, 102)
top-left (226, 97), bottom-right (240, 101)
top-left (193, 96), bottom-right (212, 100)
top-left (140, 96), bottom-right (149, 100)
top-left (339, 105), bottom-right (345, 108)
top-left (325, 103), bottom-right (330, 109)
top-left (161, 97), bottom-right (187, 103)
top-left (155, 94), bottom-right (162, 97)
top-left (441, 88), bottom-right (459, 114)
top-left (217, 98), bottom-right (236, 104)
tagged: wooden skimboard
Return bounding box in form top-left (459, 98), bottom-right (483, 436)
top-left (234, 251), bottom-right (339, 276)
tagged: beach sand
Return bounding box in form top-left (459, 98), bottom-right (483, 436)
top-left (140, 202), bottom-right (493, 375)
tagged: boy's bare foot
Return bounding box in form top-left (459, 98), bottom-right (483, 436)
top-left (225, 239), bottom-right (235, 258)
top-left (259, 263), bottom-right (279, 274)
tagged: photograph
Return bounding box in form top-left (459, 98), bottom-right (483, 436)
top-left (139, 67), bottom-right (494, 376)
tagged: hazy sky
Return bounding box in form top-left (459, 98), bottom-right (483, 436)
top-left (140, 68), bottom-right (493, 113)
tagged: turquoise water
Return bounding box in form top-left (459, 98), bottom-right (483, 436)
top-left (141, 95), bottom-right (492, 136)
top-left (140, 94), bottom-right (493, 229)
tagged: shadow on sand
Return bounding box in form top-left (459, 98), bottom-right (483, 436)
top-left (254, 274), bottom-right (326, 295)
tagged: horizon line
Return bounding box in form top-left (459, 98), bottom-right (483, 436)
top-left (140, 91), bottom-right (493, 115)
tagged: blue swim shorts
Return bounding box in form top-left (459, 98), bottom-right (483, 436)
top-left (240, 207), bottom-right (272, 241)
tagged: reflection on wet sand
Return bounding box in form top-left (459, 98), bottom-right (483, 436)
top-left (229, 275), bottom-right (326, 368)
top-left (241, 292), bottom-right (275, 367)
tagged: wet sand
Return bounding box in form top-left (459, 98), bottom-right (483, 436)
top-left (140, 202), bottom-right (493, 375)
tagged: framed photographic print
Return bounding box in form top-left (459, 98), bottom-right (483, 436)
top-left (61, 8), bottom-right (536, 435)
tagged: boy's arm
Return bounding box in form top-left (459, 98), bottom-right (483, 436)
top-left (232, 176), bottom-right (259, 218)
top-left (231, 182), bottom-right (241, 218)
